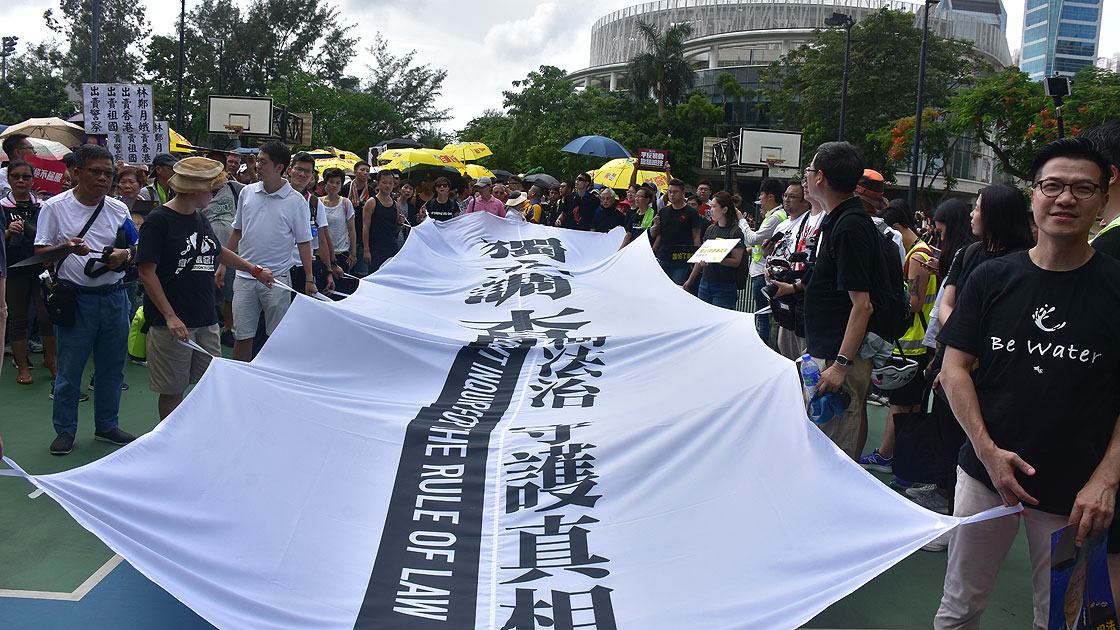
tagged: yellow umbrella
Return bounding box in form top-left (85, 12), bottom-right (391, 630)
top-left (377, 148), bottom-right (464, 169)
top-left (462, 164), bottom-right (495, 180)
top-left (169, 128), bottom-right (195, 153)
top-left (314, 157), bottom-right (357, 176)
top-left (442, 142), bottom-right (492, 162)
top-left (312, 147), bottom-right (362, 164)
top-left (592, 158), bottom-right (671, 191)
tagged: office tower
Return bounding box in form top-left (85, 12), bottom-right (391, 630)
top-left (1021, 0), bottom-right (1102, 80)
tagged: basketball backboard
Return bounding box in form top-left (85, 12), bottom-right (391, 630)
top-left (207, 95), bottom-right (273, 137)
top-left (740, 129), bottom-right (802, 179)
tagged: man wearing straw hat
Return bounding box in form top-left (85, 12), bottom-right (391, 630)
top-left (137, 157), bottom-right (275, 420)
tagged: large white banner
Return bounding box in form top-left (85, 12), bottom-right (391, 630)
top-left (2, 213), bottom-right (1015, 629)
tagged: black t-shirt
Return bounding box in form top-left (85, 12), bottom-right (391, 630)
top-left (803, 197), bottom-right (877, 359)
top-left (2, 197), bottom-right (41, 270)
top-left (655, 204), bottom-right (704, 262)
top-left (1092, 227), bottom-right (1120, 260)
top-left (700, 222), bottom-right (745, 284)
top-left (626, 208), bottom-right (656, 244)
top-left (137, 208), bottom-right (222, 328)
top-left (424, 198), bottom-right (459, 222)
top-left (938, 251), bottom-right (1120, 516)
top-left (366, 197), bottom-right (400, 256)
top-left (944, 242), bottom-right (1017, 288)
top-left (559, 191), bottom-right (598, 231)
top-left (592, 206), bottom-right (626, 233)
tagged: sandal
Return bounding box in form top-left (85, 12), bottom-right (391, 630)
top-left (16, 368), bottom-right (33, 385)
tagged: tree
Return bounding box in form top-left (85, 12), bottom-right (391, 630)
top-left (761, 7), bottom-right (985, 176)
top-left (628, 20), bottom-right (695, 118)
top-left (870, 108), bottom-right (961, 202)
top-left (460, 65), bottom-right (719, 183)
top-left (0, 41), bottom-right (77, 121)
top-left (362, 33), bottom-right (449, 133)
top-left (265, 71), bottom-right (403, 153)
top-left (143, 0), bottom-right (361, 144)
top-left (44, 0), bottom-right (148, 88)
top-left (946, 67), bottom-right (1120, 181)
top-left (715, 72), bottom-right (752, 124)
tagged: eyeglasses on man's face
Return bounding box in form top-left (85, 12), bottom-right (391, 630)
top-left (1033, 178), bottom-right (1103, 201)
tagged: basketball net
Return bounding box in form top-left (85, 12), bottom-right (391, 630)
top-left (764, 158), bottom-right (785, 170)
top-left (223, 124), bottom-right (244, 140)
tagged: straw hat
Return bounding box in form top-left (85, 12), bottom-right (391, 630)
top-left (168, 156), bottom-right (228, 194)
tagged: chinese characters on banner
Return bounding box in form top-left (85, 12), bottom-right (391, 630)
top-left (25, 155), bottom-right (68, 196)
top-left (637, 148), bottom-right (668, 171)
top-left (82, 83), bottom-right (155, 135)
top-left (107, 121), bottom-right (171, 166)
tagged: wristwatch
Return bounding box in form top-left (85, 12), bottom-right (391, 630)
top-left (834, 354), bottom-right (852, 367)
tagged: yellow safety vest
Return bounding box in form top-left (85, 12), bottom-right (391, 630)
top-left (750, 208), bottom-right (788, 264)
top-left (1092, 214), bottom-right (1120, 244)
top-left (896, 240), bottom-right (937, 355)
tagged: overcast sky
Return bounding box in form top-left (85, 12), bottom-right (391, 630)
top-left (4, 0), bottom-right (1117, 134)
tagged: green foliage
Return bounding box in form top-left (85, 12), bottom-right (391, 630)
top-left (45, 0), bottom-right (148, 87)
top-left (0, 42), bottom-right (77, 121)
top-left (870, 108), bottom-right (960, 202)
top-left (761, 7), bottom-right (986, 176)
top-left (945, 66), bottom-right (1120, 181)
top-left (715, 72), bottom-right (752, 123)
top-left (264, 71), bottom-right (401, 154)
top-left (459, 66), bottom-right (720, 183)
top-left (628, 20), bottom-right (696, 118)
top-left (362, 33), bottom-right (449, 133)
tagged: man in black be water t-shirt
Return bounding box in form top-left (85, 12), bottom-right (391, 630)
top-left (649, 178), bottom-right (703, 285)
top-left (137, 157), bottom-right (275, 421)
top-left (934, 138), bottom-right (1120, 629)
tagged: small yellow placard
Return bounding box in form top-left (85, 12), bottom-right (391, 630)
top-left (688, 238), bottom-right (740, 264)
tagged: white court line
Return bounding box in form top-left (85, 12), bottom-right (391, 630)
top-left (0, 554), bottom-right (122, 601)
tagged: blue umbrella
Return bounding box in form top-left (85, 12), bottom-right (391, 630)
top-left (561, 135), bottom-right (631, 159)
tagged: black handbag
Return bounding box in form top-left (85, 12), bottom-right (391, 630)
top-left (43, 199), bottom-right (104, 326)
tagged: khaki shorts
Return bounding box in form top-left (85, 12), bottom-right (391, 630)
top-left (146, 324), bottom-right (221, 395)
top-left (232, 269), bottom-right (291, 340)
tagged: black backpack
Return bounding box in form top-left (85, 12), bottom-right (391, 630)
top-left (829, 211), bottom-right (911, 342)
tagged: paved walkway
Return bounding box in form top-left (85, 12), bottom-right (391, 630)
top-left (0, 350), bottom-right (1034, 628)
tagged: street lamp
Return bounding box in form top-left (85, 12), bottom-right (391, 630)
top-left (908, 0), bottom-right (939, 212)
top-left (1, 36), bottom-right (17, 83)
top-left (824, 12), bottom-right (855, 142)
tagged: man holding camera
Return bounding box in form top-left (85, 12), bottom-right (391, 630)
top-left (773, 142), bottom-right (877, 459)
top-left (739, 178), bottom-right (787, 343)
top-left (765, 180), bottom-right (819, 360)
top-left (35, 145), bottom-right (139, 455)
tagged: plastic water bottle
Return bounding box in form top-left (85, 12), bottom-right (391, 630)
top-left (800, 354), bottom-right (821, 399)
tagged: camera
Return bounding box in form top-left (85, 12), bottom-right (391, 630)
top-left (762, 251), bottom-right (809, 299)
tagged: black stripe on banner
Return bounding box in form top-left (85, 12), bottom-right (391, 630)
top-left (353, 336), bottom-right (532, 629)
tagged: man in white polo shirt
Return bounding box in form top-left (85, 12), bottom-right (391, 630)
top-left (34, 144), bottom-right (139, 455)
top-left (218, 140), bottom-right (315, 362)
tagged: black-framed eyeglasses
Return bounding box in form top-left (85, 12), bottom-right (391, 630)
top-left (1033, 178), bottom-right (1103, 200)
top-left (804, 167), bottom-right (820, 176)
top-left (8, 173), bottom-right (34, 181)
top-left (290, 166), bottom-right (313, 175)
top-left (782, 193), bottom-right (803, 200)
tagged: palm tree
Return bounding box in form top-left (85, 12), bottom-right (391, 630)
top-left (627, 20), bottom-right (695, 118)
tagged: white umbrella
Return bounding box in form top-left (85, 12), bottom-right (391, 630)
top-left (0, 137), bottom-right (71, 160)
top-left (1, 117), bottom-right (86, 147)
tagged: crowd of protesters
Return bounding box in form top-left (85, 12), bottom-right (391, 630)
top-left (2, 119), bottom-right (1120, 628)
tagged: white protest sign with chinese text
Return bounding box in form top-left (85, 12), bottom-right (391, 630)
top-left (107, 121), bottom-right (170, 165)
top-left (688, 237), bottom-right (740, 264)
top-left (82, 83), bottom-right (155, 135)
top-left (2, 214), bottom-right (1017, 630)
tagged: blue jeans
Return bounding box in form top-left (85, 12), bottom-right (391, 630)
top-left (699, 279), bottom-right (738, 309)
top-left (751, 274), bottom-right (771, 342)
top-left (658, 259), bottom-right (691, 286)
top-left (53, 287), bottom-right (129, 436)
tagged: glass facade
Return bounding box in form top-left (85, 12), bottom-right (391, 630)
top-left (1019, 0), bottom-right (1100, 80)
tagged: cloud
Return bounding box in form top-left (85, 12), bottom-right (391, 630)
top-left (481, 3), bottom-right (580, 61)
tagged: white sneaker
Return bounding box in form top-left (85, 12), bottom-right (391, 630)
top-left (908, 485), bottom-right (951, 514)
top-left (921, 531), bottom-right (950, 552)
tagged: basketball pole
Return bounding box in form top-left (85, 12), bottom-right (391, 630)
top-left (176, 0), bottom-right (185, 131)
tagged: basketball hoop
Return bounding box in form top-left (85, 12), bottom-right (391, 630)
top-left (223, 124), bottom-right (244, 140)
top-left (764, 158), bottom-right (786, 169)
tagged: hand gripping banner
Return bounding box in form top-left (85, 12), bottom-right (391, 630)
top-left (2, 213), bottom-right (1017, 629)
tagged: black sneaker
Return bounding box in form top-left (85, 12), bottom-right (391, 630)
top-left (50, 432), bottom-right (75, 455)
top-left (88, 375), bottom-right (129, 391)
top-left (93, 427), bottom-right (136, 446)
top-left (50, 381), bottom-right (90, 402)
top-left (220, 330), bottom-right (235, 348)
